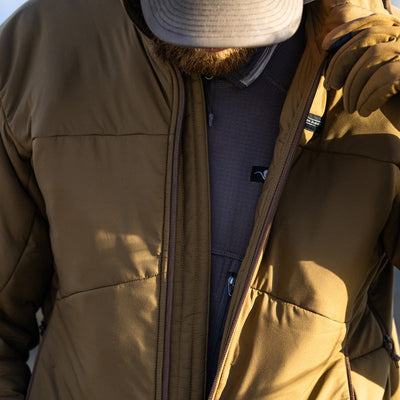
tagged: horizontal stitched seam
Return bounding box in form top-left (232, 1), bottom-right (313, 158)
top-left (211, 248), bottom-right (243, 262)
top-left (299, 145), bottom-right (400, 167)
top-left (0, 96), bottom-right (30, 160)
top-left (264, 71), bottom-right (288, 94)
top-left (32, 132), bottom-right (168, 141)
top-left (59, 272), bottom-right (161, 301)
top-left (0, 99), bottom-right (48, 294)
top-left (250, 286), bottom-right (345, 324)
top-left (0, 211), bottom-right (36, 293)
top-left (349, 345), bottom-right (384, 362)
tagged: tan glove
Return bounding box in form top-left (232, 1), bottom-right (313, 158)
top-left (323, 13), bottom-right (400, 117)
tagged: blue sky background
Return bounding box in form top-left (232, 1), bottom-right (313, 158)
top-left (2, 0), bottom-right (400, 24)
top-left (0, 0), bottom-right (28, 24)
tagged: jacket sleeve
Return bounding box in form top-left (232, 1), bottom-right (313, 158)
top-left (0, 102), bottom-right (53, 398)
top-left (382, 171), bottom-right (400, 270)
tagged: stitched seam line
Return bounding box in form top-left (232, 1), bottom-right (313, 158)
top-left (264, 70), bottom-right (288, 94)
top-left (0, 212), bottom-right (36, 293)
top-left (32, 133), bottom-right (168, 141)
top-left (390, 222), bottom-right (400, 264)
top-left (250, 286), bottom-right (345, 324)
top-left (58, 272), bottom-right (161, 300)
top-left (211, 249), bottom-right (243, 262)
top-left (155, 74), bottom-right (176, 394)
top-left (299, 145), bottom-right (400, 167)
top-left (0, 96), bottom-right (42, 294)
top-left (0, 96), bottom-right (29, 159)
top-left (0, 95), bottom-right (10, 125)
top-left (349, 345), bottom-right (384, 362)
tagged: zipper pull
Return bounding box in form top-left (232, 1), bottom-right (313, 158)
top-left (39, 319), bottom-right (47, 336)
top-left (204, 75), bottom-right (215, 128)
top-left (208, 113), bottom-right (215, 128)
top-left (227, 272), bottom-right (237, 297)
top-left (383, 334), bottom-right (400, 368)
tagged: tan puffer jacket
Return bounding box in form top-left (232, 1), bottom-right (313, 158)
top-left (0, 0), bottom-right (399, 399)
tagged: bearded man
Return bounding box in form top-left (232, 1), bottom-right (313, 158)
top-left (0, 0), bottom-right (400, 399)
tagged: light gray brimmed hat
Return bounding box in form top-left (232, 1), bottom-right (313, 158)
top-left (140, 0), bottom-right (304, 48)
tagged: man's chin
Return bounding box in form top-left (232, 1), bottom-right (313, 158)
top-left (151, 38), bottom-right (254, 77)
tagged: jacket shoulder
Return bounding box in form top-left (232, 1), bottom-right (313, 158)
top-left (0, 0), bottom-right (133, 89)
top-left (0, 0), bottom-right (151, 144)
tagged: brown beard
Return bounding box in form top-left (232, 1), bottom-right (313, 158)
top-left (151, 37), bottom-right (254, 77)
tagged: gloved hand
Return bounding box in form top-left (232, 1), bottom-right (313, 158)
top-left (323, 13), bottom-right (400, 117)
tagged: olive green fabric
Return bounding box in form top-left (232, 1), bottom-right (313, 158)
top-left (0, 0), bottom-right (178, 398)
top-left (0, 0), bottom-right (399, 399)
top-left (324, 13), bottom-right (400, 116)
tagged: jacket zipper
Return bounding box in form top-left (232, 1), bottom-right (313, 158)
top-left (227, 272), bottom-right (237, 297)
top-left (344, 344), bottom-right (358, 400)
top-left (368, 300), bottom-right (400, 368)
top-left (208, 59), bottom-right (327, 400)
top-left (161, 66), bottom-right (186, 400)
top-left (343, 253), bottom-right (397, 400)
top-left (26, 318), bottom-right (50, 399)
top-left (367, 253), bottom-right (400, 368)
top-left (28, 67), bottom-right (186, 400)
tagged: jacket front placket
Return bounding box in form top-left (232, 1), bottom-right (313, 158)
top-left (208, 45), bottom-right (329, 400)
top-left (161, 68), bottom-right (212, 399)
top-left (159, 25), bottom-right (328, 400)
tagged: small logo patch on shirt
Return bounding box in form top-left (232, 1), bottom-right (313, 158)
top-left (251, 166), bottom-right (268, 182)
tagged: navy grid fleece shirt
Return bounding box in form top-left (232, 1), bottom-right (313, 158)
top-left (205, 21), bottom-right (306, 392)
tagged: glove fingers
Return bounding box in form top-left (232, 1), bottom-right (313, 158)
top-left (343, 42), bottom-right (400, 113)
top-left (357, 61), bottom-right (400, 116)
top-left (322, 13), bottom-right (400, 50)
top-left (325, 27), bottom-right (399, 91)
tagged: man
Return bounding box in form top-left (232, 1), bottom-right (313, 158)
top-left (0, 0), bottom-right (399, 398)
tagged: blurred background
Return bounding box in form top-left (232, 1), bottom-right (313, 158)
top-left (0, 0), bottom-right (27, 23)
top-left (0, 0), bottom-right (399, 366)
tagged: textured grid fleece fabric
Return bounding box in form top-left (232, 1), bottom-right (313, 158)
top-left (205, 22), bottom-right (306, 391)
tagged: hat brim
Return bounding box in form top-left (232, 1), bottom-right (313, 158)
top-left (140, 0), bottom-right (304, 48)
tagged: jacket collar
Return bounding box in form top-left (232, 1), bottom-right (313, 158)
top-left (224, 46), bottom-right (278, 88)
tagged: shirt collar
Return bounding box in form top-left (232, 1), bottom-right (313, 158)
top-left (224, 44), bottom-right (278, 88)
